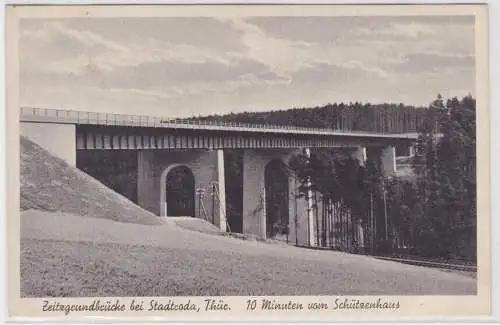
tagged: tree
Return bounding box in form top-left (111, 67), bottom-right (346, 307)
top-left (411, 94), bottom-right (476, 261)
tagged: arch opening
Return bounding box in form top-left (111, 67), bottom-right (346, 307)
top-left (165, 165), bottom-right (195, 217)
top-left (264, 159), bottom-right (290, 239)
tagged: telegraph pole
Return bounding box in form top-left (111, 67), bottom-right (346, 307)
top-left (305, 148), bottom-right (315, 247)
top-left (211, 182), bottom-right (216, 225)
top-left (383, 182), bottom-right (389, 241)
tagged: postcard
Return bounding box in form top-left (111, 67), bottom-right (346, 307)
top-left (5, 3), bottom-right (491, 321)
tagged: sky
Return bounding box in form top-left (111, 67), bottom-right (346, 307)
top-left (19, 16), bottom-right (475, 118)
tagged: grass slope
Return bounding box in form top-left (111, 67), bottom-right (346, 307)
top-left (20, 136), bottom-right (160, 225)
top-left (21, 211), bottom-right (476, 297)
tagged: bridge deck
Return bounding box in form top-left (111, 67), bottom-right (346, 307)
top-left (20, 107), bottom-right (419, 140)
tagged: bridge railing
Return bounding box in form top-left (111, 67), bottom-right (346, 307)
top-left (20, 106), bottom-right (417, 136)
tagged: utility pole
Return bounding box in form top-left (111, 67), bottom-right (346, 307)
top-left (211, 182), bottom-right (216, 225)
top-left (294, 176), bottom-right (299, 246)
top-left (383, 181), bottom-right (389, 241)
top-left (314, 192), bottom-right (319, 246)
top-left (196, 188), bottom-right (205, 219)
top-left (305, 148), bottom-right (315, 247)
top-left (370, 192), bottom-right (374, 252)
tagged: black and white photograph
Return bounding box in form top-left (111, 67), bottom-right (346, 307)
top-left (6, 3), bottom-right (490, 319)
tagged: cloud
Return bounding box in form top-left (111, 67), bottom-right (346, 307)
top-left (352, 22), bottom-right (436, 42)
top-left (224, 18), bottom-right (318, 77)
top-left (61, 17), bottom-right (244, 52)
top-left (290, 61), bottom-right (388, 85)
top-left (395, 53), bottom-right (475, 73)
top-left (20, 19), bottom-right (242, 76)
top-left (98, 58), bottom-right (283, 89)
top-left (249, 16), bottom-right (474, 43)
top-left (20, 21), bottom-right (128, 71)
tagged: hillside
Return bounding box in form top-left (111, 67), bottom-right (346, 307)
top-left (20, 136), bottom-right (160, 225)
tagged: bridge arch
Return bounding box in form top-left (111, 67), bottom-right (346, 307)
top-left (264, 159), bottom-right (290, 239)
top-left (160, 164), bottom-right (195, 217)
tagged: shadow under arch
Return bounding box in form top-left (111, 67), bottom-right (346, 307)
top-left (160, 164), bottom-right (195, 217)
top-left (264, 159), bottom-right (290, 239)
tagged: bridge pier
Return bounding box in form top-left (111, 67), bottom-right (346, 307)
top-left (137, 149), bottom-right (227, 231)
top-left (216, 150), bottom-right (227, 232)
top-left (242, 148), bottom-right (312, 243)
top-left (380, 146), bottom-right (397, 177)
top-left (288, 171), bottom-right (311, 245)
top-left (137, 150), bottom-right (155, 214)
top-left (348, 147), bottom-right (367, 166)
top-left (365, 145), bottom-right (397, 177)
top-left (240, 147), bottom-right (384, 245)
top-left (347, 146), bottom-right (398, 175)
top-left (409, 144), bottom-right (416, 156)
top-left (242, 149), bottom-right (270, 239)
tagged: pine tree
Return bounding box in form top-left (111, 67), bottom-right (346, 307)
top-left (410, 94), bottom-right (476, 260)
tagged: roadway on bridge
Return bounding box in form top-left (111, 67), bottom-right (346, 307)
top-left (21, 210), bottom-right (475, 297)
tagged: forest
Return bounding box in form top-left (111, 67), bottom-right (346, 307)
top-left (183, 101), bottom-right (434, 134)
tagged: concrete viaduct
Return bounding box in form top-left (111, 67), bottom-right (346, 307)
top-left (20, 107), bottom-right (418, 246)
